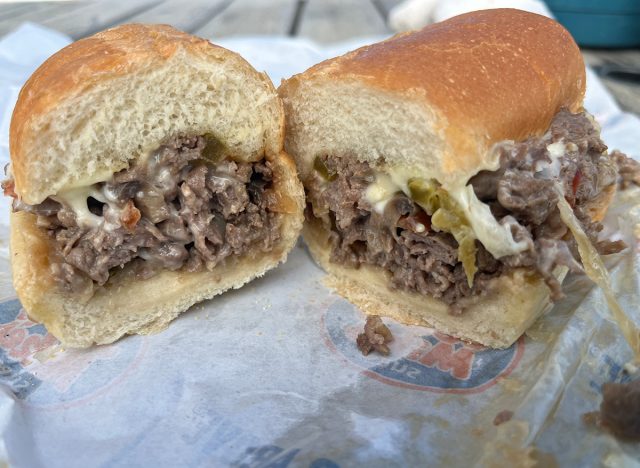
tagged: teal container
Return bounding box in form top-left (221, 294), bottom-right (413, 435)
top-left (545, 0), bottom-right (640, 47)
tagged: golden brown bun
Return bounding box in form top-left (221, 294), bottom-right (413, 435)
top-left (12, 24), bottom-right (282, 204)
top-left (9, 24), bottom-right (305, 347)
top-left (279, 8), bottom-right (585, 185)
top-left (304, 219), bottom-right (566, 348)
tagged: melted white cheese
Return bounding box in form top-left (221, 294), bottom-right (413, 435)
top-left (54, 183), bottom-right (128, 231)
top-left (448, 185), bottom-right (529, 258)
top-left (365, 173), bottom-right (400, 213)
top-left (542, 141), bottom-right (565, 177)
top-left (364, 168), bottom-right (528, 259)
top-left (364, 167), bottom-right (421, 213)
top-left (51, 154), bottom-right (155, 230)
top-left (535, 140), bottom-right (579, 179)
top-left (53, 186), bottom-right (104, 229)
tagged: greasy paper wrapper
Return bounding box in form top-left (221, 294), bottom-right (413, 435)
top-left (0, 24), bottom-right (639, 467)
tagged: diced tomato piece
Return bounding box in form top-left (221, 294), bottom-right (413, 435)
top-left (120, 200), bottom-right (141, 231)
top-left (572, 170), bottom-right (582, 197)
top-left (2, 180), bottom-right (17, 199)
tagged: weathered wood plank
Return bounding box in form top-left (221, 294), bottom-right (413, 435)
top-left (124, 0), bottom-right (231, 33)
top-left (597, 78), bottom-right (640, 115)
top-left (39, 0), bottom-right (163, 39)
top-left (0, 3), bottom-right (36, 21)
top-left (0, 2), bottom-right (84, 36)
top-left (371, 0), bottom-right (404, 17)
top-left (583, 49), bottom-right (640, 71)
top-left (583, 49), bottom-right (640, 115)
top-left (195, 0), bottom-right (298, 39)
top-left (297, 0), bottom-right (390, 43)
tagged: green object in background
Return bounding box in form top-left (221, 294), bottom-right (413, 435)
top-left (545, 0), bottom-right (640, 48)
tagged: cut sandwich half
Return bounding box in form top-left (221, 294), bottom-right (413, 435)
top-left (279, 9), bottom-right (630, 348)
top-left (5, 24), bottom-right (304, 347)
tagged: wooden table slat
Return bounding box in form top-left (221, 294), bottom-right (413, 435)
top-left (298, 0), bottom-right (390, 44)
top-left (0, 2), bottom-right (39, 21)
top-left (195, 0), bottom-right (298, 39)
top-left (39, 0), bottom-right (164, 39)
top-left (583, 49), bottom-right (640, 115)
top-left (371, 0), bottom-right (404, 17)
top-left (124, 0), bottom-right (232, 33)
top-left (0, 1), bottom-right (83, 36)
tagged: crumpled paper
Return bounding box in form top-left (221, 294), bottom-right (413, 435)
top-left (0, 23), bottom-right (639, 468)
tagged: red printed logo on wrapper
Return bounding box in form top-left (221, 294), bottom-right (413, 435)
top-left (322, 299), bottom-right (524, 394)
top-left (0, 307), bottom-right (58, 365)
top-left (406, 332), bottom-right (484, 380)
top-left (0, 299), bottom-right (147, 407)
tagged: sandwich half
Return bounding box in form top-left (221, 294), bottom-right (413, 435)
top-left (5, 24), bottom-right (304, 347)
top-left (279, 9), bottom-right (627, 348)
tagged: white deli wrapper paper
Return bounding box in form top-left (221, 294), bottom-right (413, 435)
top-left (0, 24), bottom-right (639, 467)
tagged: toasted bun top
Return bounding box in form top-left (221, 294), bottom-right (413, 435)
top-left (279, 9), bottom-right (585, 185)
top-left (11, 24), bottom-right (283, 204)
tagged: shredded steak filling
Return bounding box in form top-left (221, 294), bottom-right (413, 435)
top-left (10, 135), bottom-right (281, 291)
top-left (306, 110), bottom-right (631, 313)
top-left (356, 315), bottom-right (394, 356)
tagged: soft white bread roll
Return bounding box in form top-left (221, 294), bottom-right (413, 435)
top-left (279, 9), bottom-right (609, 348)
top-left (9, 24), bottom-right (304, 347)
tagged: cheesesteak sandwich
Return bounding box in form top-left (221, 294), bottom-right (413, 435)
top-left (4, 24), bottom-right (304, 347)
top-left (279, 9), bottom-right (639, 348)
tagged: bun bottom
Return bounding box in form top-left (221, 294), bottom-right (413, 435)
top-left (10, 152), bottom-right (304, 348)
top-left (304, 220), bottom-right (567, 349)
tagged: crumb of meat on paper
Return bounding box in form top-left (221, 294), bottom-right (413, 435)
top-left (493, 410), bottom-right (514, 426)
top-left (583, 379), bottom-right (640, 441)
top-left (357, 315), bottom-right (393, 356)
